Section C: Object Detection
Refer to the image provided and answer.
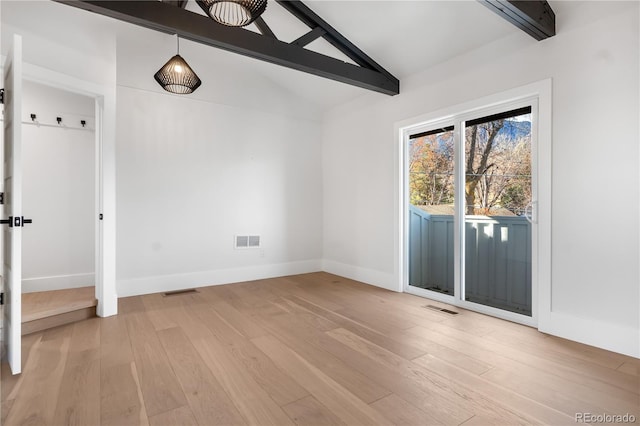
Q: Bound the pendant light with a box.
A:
[196,0,267,27]
[154,35,202,94]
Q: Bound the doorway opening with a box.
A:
[1,37,116,375]
[399,89,550,327]
[20,81,98,333]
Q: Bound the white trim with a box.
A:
[543,312,640,358]
[22,273,95,293]
[117,260,322,297]
[404,284,536,327]
[18,61,117,317]
[395,79,552,329]
[322,259,397,292]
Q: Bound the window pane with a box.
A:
[464,111,532,316]
[408,129,455,294]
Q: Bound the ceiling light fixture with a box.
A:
[196,0,267,27]
[154,35,202,94]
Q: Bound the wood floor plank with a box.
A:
[100,314,135,370]
[118,295,146,315]
[282,395,345,426]
[141,293,177,331]
[125,313,188,417]
[618,361,639,377]
[208,299,271,339]
[252,335,391,426]
[101,362,149,426]
[190,303,310,407]
[486,328,630,372]
[261,308,475,424]
[394,327,493,374]
[257,307,393,404]
[1,332,41,405]
[283,295,426,360]
[412,353,576,425]
[190,332,294,425]
[407,322,640,396]
[370,393,444,426]
[4,272,636,426]
[148,405,198,426]
[4,325,73,426]
[480,363,640,417]
[52,319,101,426]
[271,297,340,332]
[155,326,247,426]
[327,327,540,425]
[100,312,149,426]
[1,399,14,426]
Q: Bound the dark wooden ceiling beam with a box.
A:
[276,0,395,82]
[53,0,399,95]
[254,17,277,39]
[160,0,188,9]
[291,27,326,47]
[479,0,555,41]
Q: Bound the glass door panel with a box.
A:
[463,108,533,316]
[408,127,455,295]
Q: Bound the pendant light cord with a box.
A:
[176,34,180,55]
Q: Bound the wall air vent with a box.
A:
[235,235,261,249]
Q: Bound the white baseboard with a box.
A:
[539,312,639,359]
[116,259,323,297]
[22,273,95,293]
[321,259,398,292]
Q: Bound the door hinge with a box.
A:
[0,88,4,105]
[0,192,4,205]
[0,293,4,305]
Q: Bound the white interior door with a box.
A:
[3,34,23,375]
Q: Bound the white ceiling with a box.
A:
[2,0,542,118]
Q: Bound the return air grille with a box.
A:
[235,235,261,249]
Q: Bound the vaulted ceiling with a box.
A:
[2,1,563,119]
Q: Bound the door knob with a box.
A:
[0,216,33,227]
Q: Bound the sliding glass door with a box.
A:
[408,125,455,295]
[463,108,532,316]
[406,101,536,324]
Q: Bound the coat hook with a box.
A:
[81,120,86,128]
[30,113,36,121]
[56,117,62,125]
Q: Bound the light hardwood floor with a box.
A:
[2,272,638,425]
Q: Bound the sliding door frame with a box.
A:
[395,80,552,328]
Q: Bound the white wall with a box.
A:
[322,1,639,357]
[115,86,323,296]
[21,82,95,292]
[2,0,119,315]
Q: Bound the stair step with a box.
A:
[22,307,96,335]
[22,287,97,335]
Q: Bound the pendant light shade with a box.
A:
[196,0,267,27]
[154,37,202,94]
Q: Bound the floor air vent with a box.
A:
[163,289,198,297]
[424,304,459,315]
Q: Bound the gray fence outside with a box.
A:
[409,205,532,316]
